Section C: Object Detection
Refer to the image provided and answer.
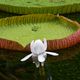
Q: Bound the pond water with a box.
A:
[0,43,80,80]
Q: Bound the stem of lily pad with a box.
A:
[39,65,46,80]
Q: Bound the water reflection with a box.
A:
[0,43,80,80]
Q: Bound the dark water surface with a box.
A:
[0,43,80,80]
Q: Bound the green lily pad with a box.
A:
[0,0,80,14]
[0,14,79,48]
[0,22,77,47]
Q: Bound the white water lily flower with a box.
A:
[21,39,59,68]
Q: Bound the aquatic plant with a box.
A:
[0,0,80,80]
[0,14,79,80]
[21,39,59,68]
[0,0,80,14]
[0,14,80,52]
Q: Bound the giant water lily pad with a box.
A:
[0,0,80,14]
[0,14,80,80]
[0,14,80,51]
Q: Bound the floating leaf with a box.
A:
[0,0,80,14]
[0,14,80,51]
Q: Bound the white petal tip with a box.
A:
[20,54,32,62]
[53,53,59,56]
[38,55,45,62]
[46,52,59,56]
[20,59,26,62]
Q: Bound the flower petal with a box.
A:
[34,40,45,54]
[46,52,59,56]
[30,40,35,53]
[38,54,45,62]
[43,38,47,50]
[20,53,32,61]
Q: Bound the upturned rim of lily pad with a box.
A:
[0,0,80,14]
[0,14,80,52]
